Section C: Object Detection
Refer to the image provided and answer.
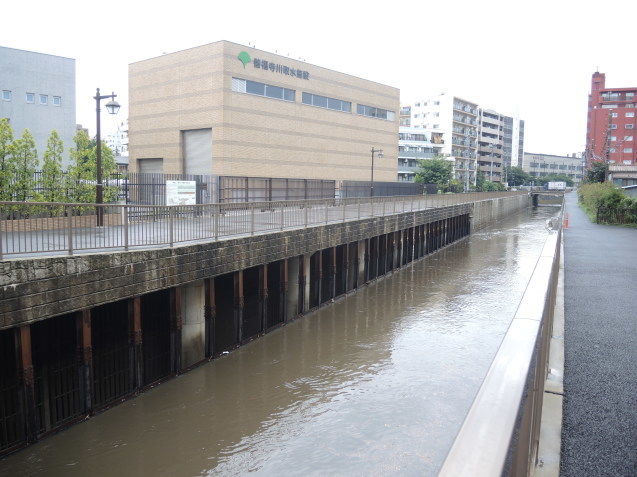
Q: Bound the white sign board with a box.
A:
[166,180,197,205]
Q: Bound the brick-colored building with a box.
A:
[128,41,399,181]
[586,72,637,167]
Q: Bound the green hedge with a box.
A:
[578,183,637,224]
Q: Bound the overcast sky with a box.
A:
[2,0,636,157]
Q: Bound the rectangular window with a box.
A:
[39,94,48,105]
[26,93,34,103]
[301,92,351,113]
[356,104,396,121]
[231,77,295,102]
[624,136,634,141]
[626,112,635,117]
[624,148,633,153]
[626,124,635,129]
[611,112,618,118]
[2,90,11,101]
[611,124,618,129]
[53,96,61,106]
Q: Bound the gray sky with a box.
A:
[2,0,636,156]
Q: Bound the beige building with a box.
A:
[128,41,399,182]
[522,152,584,186]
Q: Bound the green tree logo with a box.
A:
[238,51,251,68]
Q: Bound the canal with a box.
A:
[0,205,558,476]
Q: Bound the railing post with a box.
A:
[124,205,129,251]
[358,198,361,220]
[280,203,285,231]
[325,200,329,224]
[214,205,219,241]
[382,199,386,217]
[304,203,309,228]
[169,207,174,247]
[251,206,255,235]
[342,199,346,222]
[67,205,73,256]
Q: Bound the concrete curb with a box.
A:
[533,241,564,477]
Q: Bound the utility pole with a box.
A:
[605,109,613,182]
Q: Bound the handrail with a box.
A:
[0,192,527,259]
[438,201,563,476]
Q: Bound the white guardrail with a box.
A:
[439,204,563,476]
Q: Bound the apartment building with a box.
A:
[397,126,444,181]
[477,109,525,184]
[586,71,637,167]
[0,46,76,167]
[401,93,479,188]
[128,41,399,182]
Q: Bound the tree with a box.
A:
[475,170,486,191]
[41,130,66,205]
[11,129,38,202]
[0,119,15,201]
[506,166,531,187]
[414,156,453,190]
[68,130,118,203]
[584,161,607,184]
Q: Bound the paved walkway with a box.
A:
[561,192,637,476]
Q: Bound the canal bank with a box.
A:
[0,206,557,476]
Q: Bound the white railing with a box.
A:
[0,192,526,259]
[439,203,563,476]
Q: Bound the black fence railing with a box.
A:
[596,206,637,225]
[5,172,427,206]
[337,180,424,198]
[218,176,335,203]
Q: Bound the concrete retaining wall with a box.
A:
[0,197,528,330]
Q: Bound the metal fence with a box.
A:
[218,176,335,203]
[0,191,526,259]
[596,206,637,225]
[337,180,424,198]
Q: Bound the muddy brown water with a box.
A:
[0,206,559,476]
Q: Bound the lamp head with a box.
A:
[105,99,120,115]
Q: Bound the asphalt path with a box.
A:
[561,192,637,476]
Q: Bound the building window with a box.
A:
[2,90,11,101]
[611,112,618,118]
[39,94,48,105]
[626,124,635,129]
[231,77,295,102]
[611,124,618,129]
[610,148,616,153]
[624,148,633,153]
[26,93,34,103]
[356,104,396,121]
[301,92,351,112]
[53,96,62,106]
[626,112,635,118]
[624,136,634,141]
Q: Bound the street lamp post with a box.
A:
[370,147,383,197]
[94,88,120,226]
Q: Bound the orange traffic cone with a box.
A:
[564,213,569,229]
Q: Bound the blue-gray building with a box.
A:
[0,46,76,167]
